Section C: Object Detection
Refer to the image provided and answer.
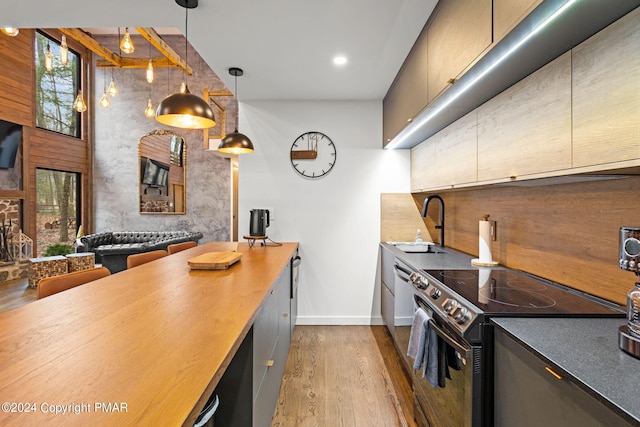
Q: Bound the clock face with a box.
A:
[290,131,336,179]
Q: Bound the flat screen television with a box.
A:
[142,157,170,187]
[0,119,22,169]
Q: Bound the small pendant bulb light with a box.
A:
[218,67,254,154]
[145,99,155,118]
[146,40,154,83]
[144,42,154,117]
[107,76,119,97]
[60,34,68,66]
[146,59,154,83]
[120,27,135,54]
[155,0,216,129]
[44,41,53,72]
[99,68,110,109]
[73,90,87,113]
[108,30,122,97]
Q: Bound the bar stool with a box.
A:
[38,267,111,299]
[126,250,168,269]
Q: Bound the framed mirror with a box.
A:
[138,129,186,214]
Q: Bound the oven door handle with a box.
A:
[393,263,412,283]
[414,295,472,358]
[429,320,473,359]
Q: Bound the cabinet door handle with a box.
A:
[545,366,563,380]
[266,360,274,367]
[283,313,289,317]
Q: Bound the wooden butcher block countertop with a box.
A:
[0,241,299,427]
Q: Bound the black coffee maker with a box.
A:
[249,209,270,236]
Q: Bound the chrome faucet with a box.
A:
[421,195,444,247]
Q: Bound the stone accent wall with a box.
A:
[0,261,29,282]
[0,199,21,236]
[92,35,233,243]
[0,199,24,281]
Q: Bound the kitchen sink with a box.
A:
[388,242,446,254]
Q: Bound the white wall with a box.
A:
[239,101,410,325]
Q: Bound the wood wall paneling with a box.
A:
[413,176,640,306]
[0,29,34,127]
[0,29,92,252]
[380,193,433,243]
[572,7,640,168]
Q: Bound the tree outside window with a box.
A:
[34,31,81,138]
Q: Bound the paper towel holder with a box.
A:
[472,214,499,267]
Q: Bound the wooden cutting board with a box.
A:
[188,251,243,270]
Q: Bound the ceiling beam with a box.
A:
[58,28,121,66]
[96,57,183,69]
[58,27,192,75]
[136,27,192,75]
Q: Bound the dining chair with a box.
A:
[126,250,168,269]
[37,267,111,299]
[167,241,197,254]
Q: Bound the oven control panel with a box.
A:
[410,271,479,335]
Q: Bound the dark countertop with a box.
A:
[492,317,640,425]
[380,242,485,271]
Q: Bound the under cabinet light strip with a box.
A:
[386,0,578,150]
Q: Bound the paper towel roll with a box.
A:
[479,219,493,263]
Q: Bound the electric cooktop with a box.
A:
[422,268,624,317]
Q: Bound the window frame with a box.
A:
[34,30,83,139]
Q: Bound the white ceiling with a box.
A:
[5,0,438,101]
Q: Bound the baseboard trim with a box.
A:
[296,315,384,326]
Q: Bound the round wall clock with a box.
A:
[290,131,336,179]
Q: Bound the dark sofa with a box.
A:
[80,231,203,273]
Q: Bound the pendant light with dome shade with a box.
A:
[217,67,254,154]
[155,0,216,130]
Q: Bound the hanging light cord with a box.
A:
[184,6,189,87]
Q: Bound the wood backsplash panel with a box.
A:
[381,193,433,243]
[414,177,640,305]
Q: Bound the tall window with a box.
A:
[36,169,80,257]
[34,31,81,138]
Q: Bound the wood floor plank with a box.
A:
[272,325,416,427]
[0,277,36,312]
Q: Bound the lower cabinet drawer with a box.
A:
[253,339,283,427]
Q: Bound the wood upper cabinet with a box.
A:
[383,29,429,147]
[427,0,492,103]
[572,7,640,169]
[493,0,542,43]
[433,111,477,188]
[411,133,436,192]
[411,110,477,191]
[477,52,572,182]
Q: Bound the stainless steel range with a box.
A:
[404,264,624,427]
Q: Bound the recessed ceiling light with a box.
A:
[333,56,347,66]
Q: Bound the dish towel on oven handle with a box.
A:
[436,332,464,387]
[408,308,463,388]
[407,307,430,370]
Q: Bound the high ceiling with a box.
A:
[5,0,438,101]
